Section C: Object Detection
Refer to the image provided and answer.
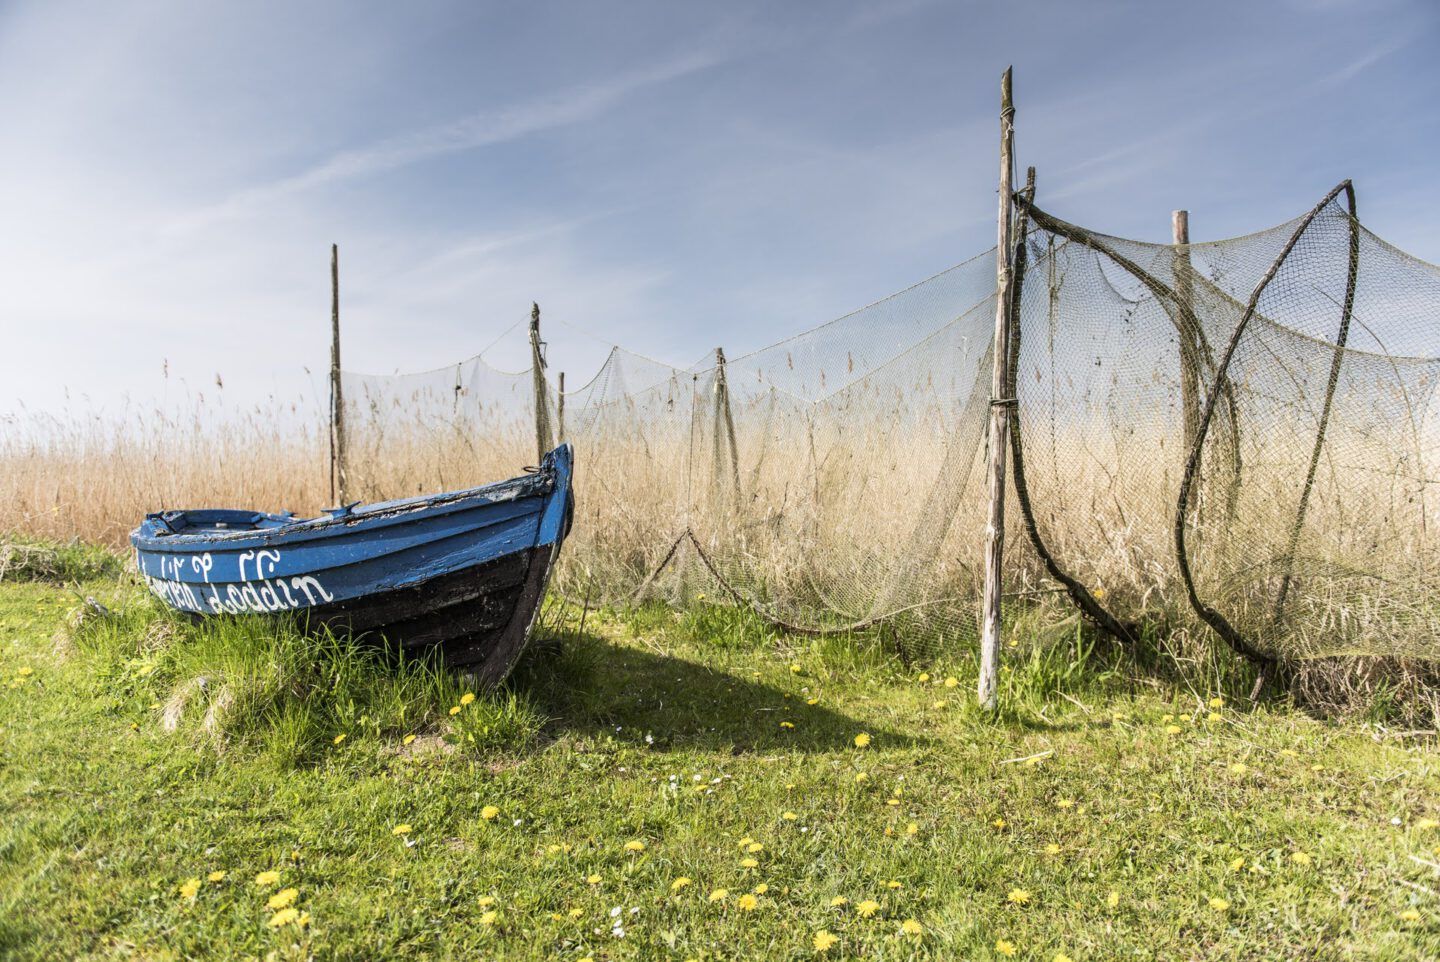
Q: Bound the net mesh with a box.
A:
[339,182,1440,664]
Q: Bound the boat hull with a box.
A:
[131,445,573,682]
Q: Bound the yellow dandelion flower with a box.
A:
[1228,763,1248,775]
[1208,896,1230,912]
[906,822,918,836]
[402,734,417,745]
[1045,843,1062,855]
[586,874,601,885]
[807,696,820,705]
[853,732,871,748]
[995,939,1018,957]
[1209,696,1225,708]
[813,929,839,953]
[254,870,281,887]
[791,664,802,674]
[855,772,869,783]
[1106,890,1119,908]
[886,880,902,890]
[754,883,769,894]
[918,673,930,683]
[179,878,201,900]
[481,805,500,820]
[782,811,798,821]
[746,842,764,853]
[1402,909,1422,922]
[332,733,346,745]
[569,907,584,918]
[448,705,462,716]
[480,909,499,926]
[1416,818,1440,831]
[266,888,298,910]
[1054,954,1074,962]
[709,888,728,902]
[1024,755,1044,767]
[1291,851,1313,866]
[932,700,948,709]
[207,871,226,883]
[738,893,758,911]
[780,721,796,729]
[993,818,1007,830]
[267,907,300,928]
[1007,888,1031,905]
[625,840,646,852]
[460,692,476,705]
[741,858,759,869]
[1056,798,1075,809]
[477,896,496,907]
[1165,724,1182,735]
[392,824,412,836]
[671,877,692,892]
[1229,856,1245,871]
[856,899,881,918]
[900,918,923,937]
[829,896,848,907]
[886,798,900,807]
[944,676,958,688]
[296,912,310,927]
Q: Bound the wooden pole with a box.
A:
[529,302,553,461]
[1173,210,1202,458]
[557,371,566,443]
[979,67,1016,712]
[330,243,348,505]
[711,348,741,505]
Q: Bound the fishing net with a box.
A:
[339,181,1440,665]
[341,354,554,500]
[1013,184,1440,662]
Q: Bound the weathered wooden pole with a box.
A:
[330,243,348,504]
[979,67,1016,711]
[712,347,741,504]
[557,371,566,443]
[529,302,554,461]
[1173,210,1202,457]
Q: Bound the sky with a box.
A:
[1,0,1437,422]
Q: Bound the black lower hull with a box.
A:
[300,543,555,684]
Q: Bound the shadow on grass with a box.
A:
[508,630,924,755]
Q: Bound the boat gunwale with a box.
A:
[131,472,553,551]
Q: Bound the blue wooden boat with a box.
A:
[131,444,574,684]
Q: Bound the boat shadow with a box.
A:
[508,632,925,755]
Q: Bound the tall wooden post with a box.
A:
[329,243,348,505]
[557,371,566,443]
[1173,210,1201,457]
[712,347,741,502]
[529,302,554,461]
[979,67,1016,711]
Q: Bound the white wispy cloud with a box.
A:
[165,47,729,234]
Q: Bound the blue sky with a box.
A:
[1,0,1436,419]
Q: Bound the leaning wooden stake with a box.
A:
[979,67,1016,711]
[329,243,348,504]
[529,303,554,461]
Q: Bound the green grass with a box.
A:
[3,575,1440,960]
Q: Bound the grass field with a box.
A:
[3,568,1440,961]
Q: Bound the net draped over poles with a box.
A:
[339,182,1440,665]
